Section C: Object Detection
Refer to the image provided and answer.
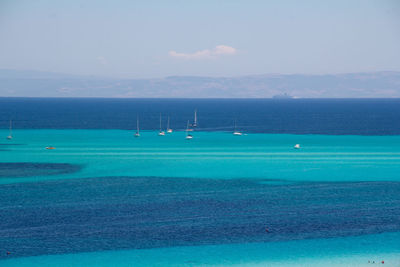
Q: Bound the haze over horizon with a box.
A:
[0,0,399,80]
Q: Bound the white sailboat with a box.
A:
[158,113,165,136]
[6,120,12,140]
[186,120,193,140]
[294,144,300,149]
[134,116,140,137]
[233,119,243,135]
[167,116,173,133]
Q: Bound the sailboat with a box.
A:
[158,113,165,136]
[233,119,243,135]
[167,116,173,133]
[186,120,193,140]
[134,116,140,137]
[6,120,12,140]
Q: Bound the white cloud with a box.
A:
[169,45,237,60]
[213,45,236,55]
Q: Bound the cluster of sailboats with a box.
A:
[4,114,301,148]
[4,110,245,141]
[134,110,197,140]
[130,110,301,147]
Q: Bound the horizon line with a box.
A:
[1,68,399,80]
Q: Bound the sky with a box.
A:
[0,0,399,79]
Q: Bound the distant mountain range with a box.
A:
[0,69,399,98]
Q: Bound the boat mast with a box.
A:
[9,120,12,137]
[194,109,197,127]
[136,116,139,134]
[159,113,162,132]
[167,116,170,130]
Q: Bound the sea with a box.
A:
[1,98,400,266]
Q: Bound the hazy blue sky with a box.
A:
[0,0,399,78]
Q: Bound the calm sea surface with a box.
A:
[1,98,400,266]
[1,98,400,134]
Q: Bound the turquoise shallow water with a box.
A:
[1,129,400,266]
[2,232,400,267]
[1,129,400,183]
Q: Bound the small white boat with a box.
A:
[134,116,140,137]
[186,120,193,140]
[167,116,173,133]
[158,113,165,136]
[294,144,300,149]
[233,119,242,135]
[6,120,12,140]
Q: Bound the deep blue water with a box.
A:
[1,98,400,134]
[2,98,400,262]
[1,177,400,259]
[0,163,81,178]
